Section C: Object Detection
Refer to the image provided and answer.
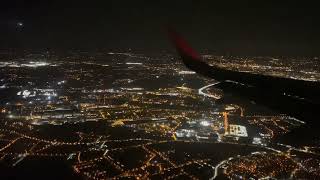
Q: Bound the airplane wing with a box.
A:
[168,28,320,144]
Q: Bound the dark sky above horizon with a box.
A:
[1,0,320,56]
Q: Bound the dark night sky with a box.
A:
[1,0,320,56]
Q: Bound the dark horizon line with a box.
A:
[0,47,319,59]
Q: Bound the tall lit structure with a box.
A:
[240,107,244,117]
[223,112,229,134]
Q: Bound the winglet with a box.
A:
[167,27,201,61]
[167,27,212,77]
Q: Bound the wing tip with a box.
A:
[167,27,201,60]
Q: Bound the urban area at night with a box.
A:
[2,1,320,179]
[0,50,319,179]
